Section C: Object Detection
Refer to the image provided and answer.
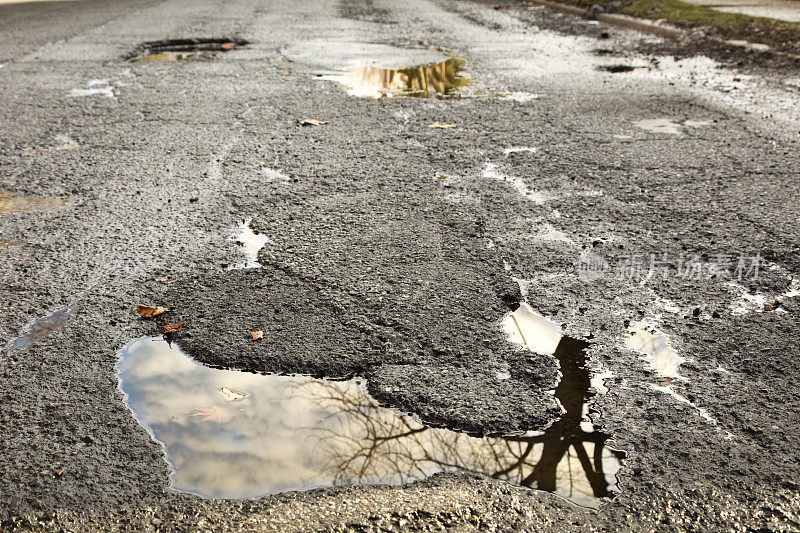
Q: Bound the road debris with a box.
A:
[135,305,169,318]
[296,118,329,126]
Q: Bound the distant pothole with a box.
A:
[128,38,247,62]
[597,64,637,73]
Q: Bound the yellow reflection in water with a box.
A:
[331,58,469,99]
[117,338,622,507]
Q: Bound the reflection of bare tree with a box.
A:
[292,337,624,506]
[354,58,467,98]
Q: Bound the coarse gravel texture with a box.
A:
[1,0,799,530]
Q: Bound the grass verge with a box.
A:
[538,0,800,51]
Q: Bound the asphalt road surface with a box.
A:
[1,0,800,530]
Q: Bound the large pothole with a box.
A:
[117,335,623,507]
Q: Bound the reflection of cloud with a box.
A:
[502,303,562,355]
[625,321,686,379]
[117,337,623,507]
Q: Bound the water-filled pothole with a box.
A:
[117,330,623,507]
[129,38,246,62]
[319,57,469,99]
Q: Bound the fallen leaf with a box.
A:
[251,330,263,341]
[428,122,456,129]
[763,298,779,312]
[219,386,247,401]
[732,77,741,82]
[162,322,184,334]
[135,305,169,318]
[297,118,329,126]
[190,406,227,423]
[221,42,234,51]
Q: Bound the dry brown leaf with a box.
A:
[135,305,169,318]
[161,322,184,334]
[428,122,456,129]
[221,42,234,51]
[251,330,263,341]
[296,118,329,126]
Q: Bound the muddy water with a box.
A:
[117,332,623,507]
[0,189,70,214]
[9,306,77,353]
[325,57,469,99]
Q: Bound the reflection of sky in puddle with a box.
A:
[227,218,271,270]
[118,333,623,507]
[624,321,686,379]
[624,321,715,423]
[0,189,71,214]
[322,58,469,99]
[8,306,77,353]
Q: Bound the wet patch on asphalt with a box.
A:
[7,306,77,354]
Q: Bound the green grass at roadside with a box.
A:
[552,0,800,49]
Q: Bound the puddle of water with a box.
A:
[322,57,469,99]
[500,303,624,504]
[8,306,77,353]
[482,163,546,204]
[624,321,686,380]
[227,218,272,270]
[624,321,716,423]
[117,337,623,507]
[0,189,71,215]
